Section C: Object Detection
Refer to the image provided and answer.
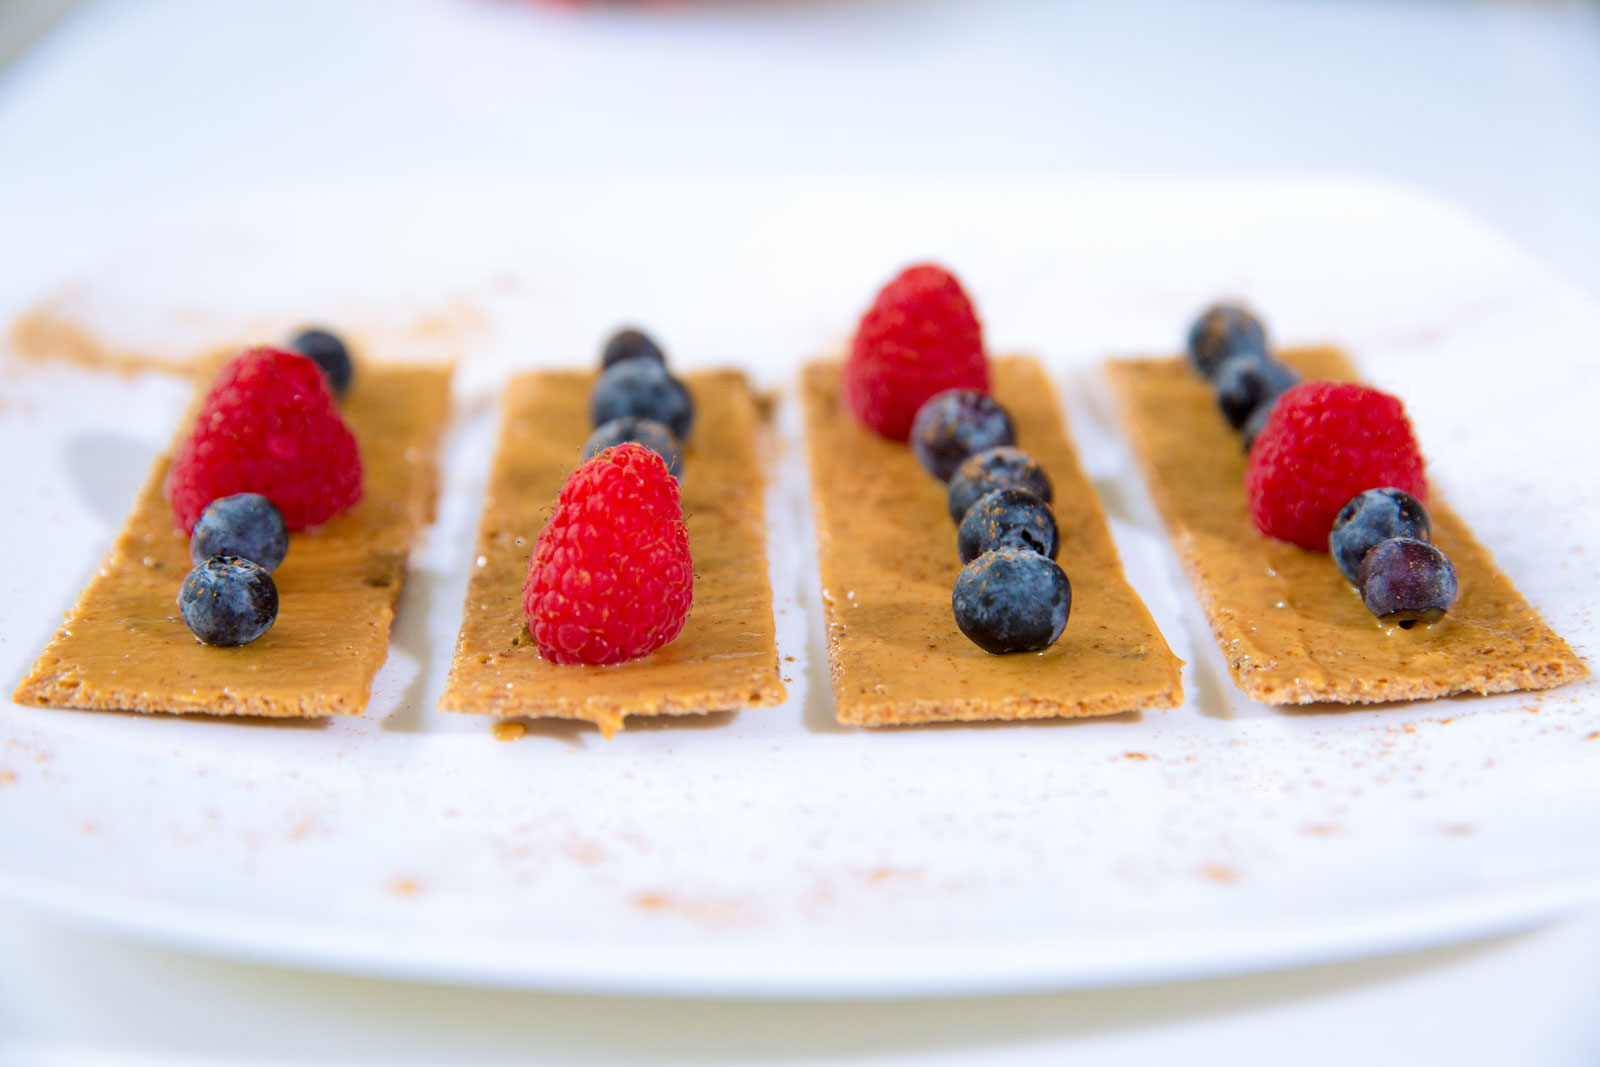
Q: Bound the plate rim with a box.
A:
[3,171,1597,999]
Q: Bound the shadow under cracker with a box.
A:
[624,710,740,733]
[896,708,1145,732]
[26,704,332,730]
[503,710,743,745]
[379,565,440,734]
[1188,643,1241,721]
[66,432,158,531]
[799,581,848,736]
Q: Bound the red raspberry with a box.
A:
[165,347,362,533]
[841,263,988,441]
[1246,381,1428,550]
[522,443,693,665]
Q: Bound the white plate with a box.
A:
[1,174,1596,998]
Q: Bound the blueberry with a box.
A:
[1187,302,1268,379]
[1329,488,1431,584]
[957,488,1059,564]
[591,359,695,441]
[1214,353,1299,430]
[178,556,279,646]
[190,493,289,572]
[952,547,1071,654]
[1358,537,1458,627]
[582,416,683,480]
[947,446,1053,523]
[910,389,1017,482]
[1241,396,1278,452]
[601,327,667,370]
[288,327,353,398]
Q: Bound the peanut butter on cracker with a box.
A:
[1106,346,1587,704]
[802,356,1183,726]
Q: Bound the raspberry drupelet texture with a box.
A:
[1245,381,1428,550]
[522,443,693,665]
[841,263,989,441]
[165,347,363,533]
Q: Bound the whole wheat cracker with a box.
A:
[438,368,785,737]
[801,355,1183,726]
[1105,347,1588,704]
[15,361,453,718]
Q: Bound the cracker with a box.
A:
[801,356,1183,726]
[439,369,785,736]
[1105,347,1588,704]
[15,363,453,718]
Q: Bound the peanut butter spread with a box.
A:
[14,363,453,717]
[438,369,785,737]
[802,356,1184,726]
[1106,347,1588,704]
[10,308,185,377]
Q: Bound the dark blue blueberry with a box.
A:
[910,389,1017,482]
[1214,353,1299,430]
[947,446,1053,523]
[590,359,695,441]
[952,547,1071,654]
[957,488,1059,564]
[1187,303,1268,379]
[1358,537,1458,627]
[1329,488,1432,584]
[178,556,279,647]
[601,327,667,370]
[582,416,683,480]
[190,493,289,572]
[1241,396,1279,452]
[288,327,353,398]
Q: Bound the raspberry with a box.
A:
[165,347,362,533]
[841,264,988,440]
[522,443,693,665]
[1245,381,1428,550]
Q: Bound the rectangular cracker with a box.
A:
[801,356,1184,726]
[14,362,453,718]
[439,368,785,736]
[1106,346,1588,704]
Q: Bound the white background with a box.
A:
[2,1,1600,1064]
